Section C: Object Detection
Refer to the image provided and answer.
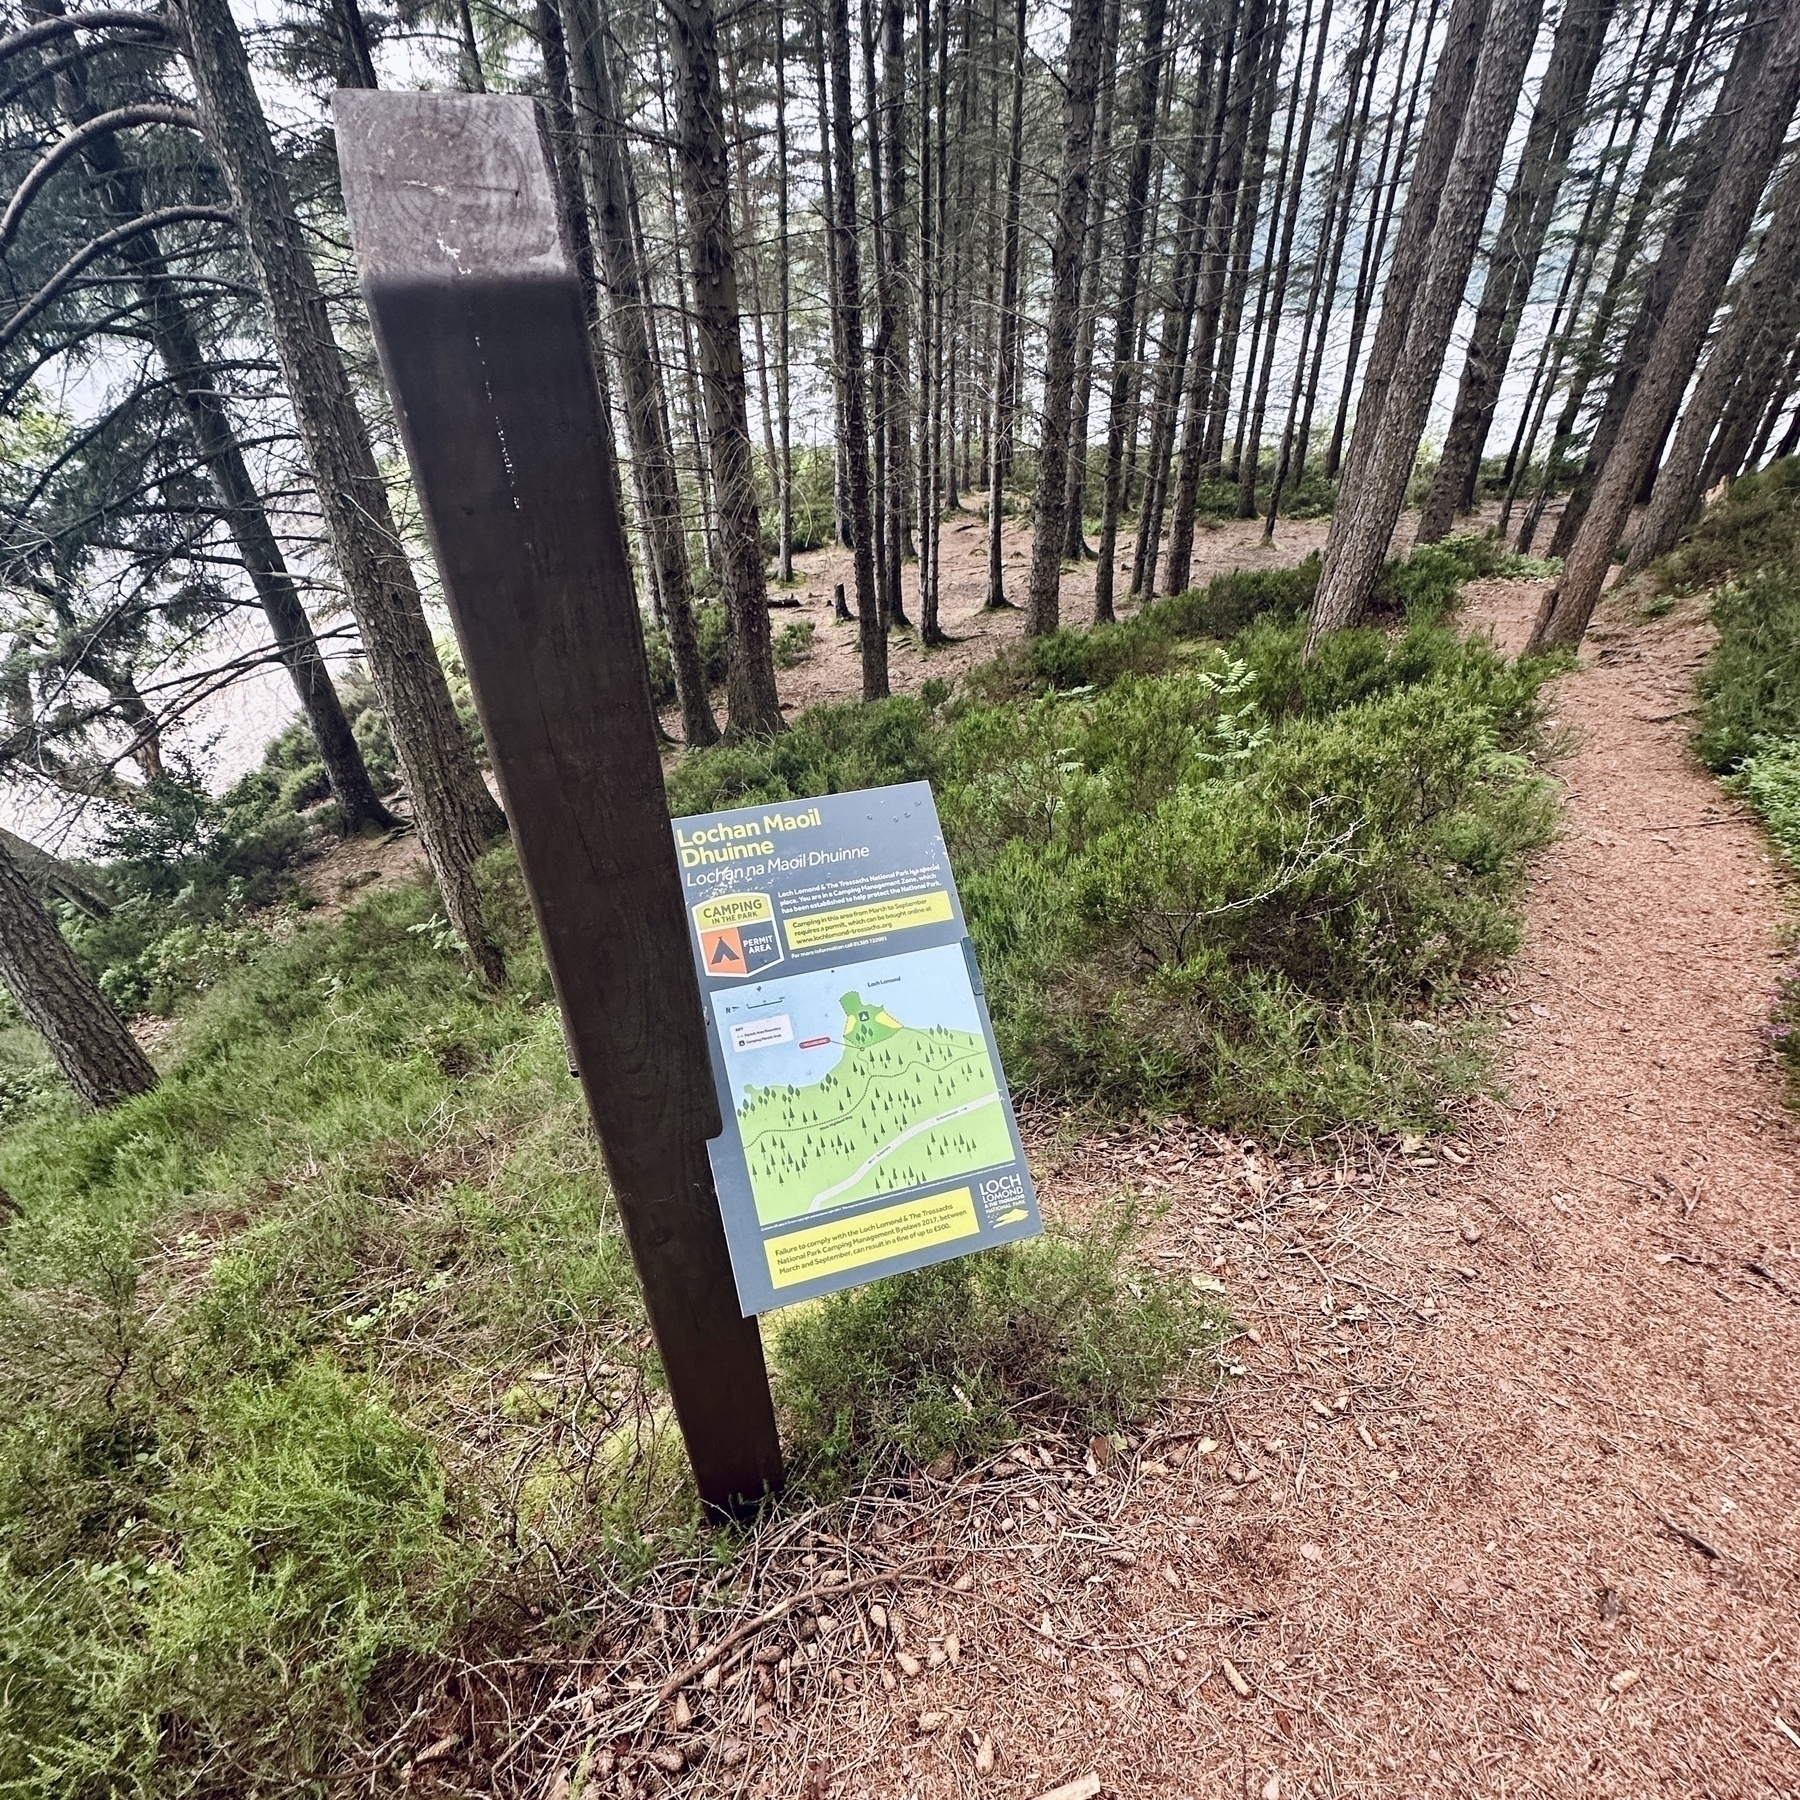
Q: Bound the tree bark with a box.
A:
[1713,315,1800,482]
[885,0,922,584]
[1236,0,1324,524]
[1331,0,1491,509]
[1629,161,1800,567]
[563,0,720,747]
[1288,0,1387,478]
[826,0,889,694]
[1529,0,1800,650]
[1307,0,1543,647]
[773,0,795,583]
[173,0,506,984]
[1264,0,1383,531]
[1509,0,1682,545]
[665,0,783,736]
[0,836,156,1111]
[1025,0,1108,637]
[1064,0,1125,560]
[1324,0,1440,478]
[1204,0,1283,474]
[30,5,392,834]
[1165,0,1265,585]
[1167,0,1262,575]
[1092,0,1169,621]
[1417,0,1615,542]
[1128,41,1227,597]
[1550,0,1758,557]
[984,0,1027,609]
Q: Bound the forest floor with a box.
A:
[755,510,1336,715]
[293,517,1799,1795]
[514,531,1798,1800]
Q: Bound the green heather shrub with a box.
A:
[0,1360,473,1792]
[1372,532,1511,623]
[772,1206,1226,1493]
[1695,568,1800,772]
[773,617,818,666]
[672,547,1559,1137]
[1729,738,1800,865]
[645,600,731,707]
[1655,455,1800,595]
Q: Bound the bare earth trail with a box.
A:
[603,558,1798,1800]
[307,520,1798,1795]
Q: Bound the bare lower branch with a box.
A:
[0,104,203,252]
[0,206,236,351]
[0,8,180,67]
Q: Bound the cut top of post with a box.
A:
[334,90,570,285]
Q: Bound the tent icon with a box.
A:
[702,926,745,969]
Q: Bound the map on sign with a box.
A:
[711,945,1019,1226]
[675,781,1041,1315]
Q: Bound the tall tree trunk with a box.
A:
[1630,162,1800,567]
[864,0,894,629]
[984,0,1027,609]
[1235,0,1325,525]
[724,38,782,548]
[814,19,854,552]
[1064,0,1125,560]
[882,0,920,575]
[1331,0,1492,511]
[774,0,795,583]
[1417,0,1616,542]
[563,0,720,746]
[653,37,720,574]
[826,0,889,693]
[1025,0,1109,636]
[0,837,156,1111]
[1550,0,1753,557]
[920,0,954,640]
[1529,0,1800,650]
[1288,0,1387,478]
[917,0,938,629]
[1324,0,1439,478]
[666,0,784,736]
[1510,0,1679,544]
[1205,0,1284,474]
[31,9,392,834]
[1092,0,1170,620]
[1167,0,1259,573]
[1712,314,1800,484]
[1118,48,1177,514]
[1498,101,1625,544]
[1167,0,1266,586]
[173,0,506,984]
[1265,0,1382,531]
[1229,0,1311,508]
[1129,39,1228,596]
[1307,0,1544,647]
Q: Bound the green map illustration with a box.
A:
[717,951,1012,1226]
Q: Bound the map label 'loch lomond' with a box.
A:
[675,781,1042,1314]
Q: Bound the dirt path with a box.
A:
[618,569,1799,1800]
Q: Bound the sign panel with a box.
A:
[676,782,1041,1314]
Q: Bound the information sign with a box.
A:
[677,782,1041,1313]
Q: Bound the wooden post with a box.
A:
[333,90,783,1515]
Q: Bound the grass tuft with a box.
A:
[770,1205,1227,1495]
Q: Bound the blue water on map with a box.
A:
[708,941,985,1111]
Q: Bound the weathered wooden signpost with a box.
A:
[333,91,783,1514]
